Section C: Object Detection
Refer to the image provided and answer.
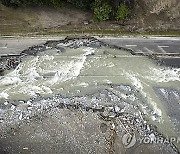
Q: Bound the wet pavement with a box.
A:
[0,36,180,154]
[98,37,180,54]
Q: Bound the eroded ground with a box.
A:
[0,37,179,154]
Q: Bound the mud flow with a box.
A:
[0,37,179,154]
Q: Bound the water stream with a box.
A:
[0,37,180,152]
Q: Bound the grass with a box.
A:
[1,3,180,37]
[1,28,180,37]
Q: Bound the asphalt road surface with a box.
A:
[98,36,180,54]
[100,36,180,67]
[0,36,180,55]
[0,36,65,55]
[1,36,179,67]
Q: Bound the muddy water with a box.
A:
[0,40,180,151]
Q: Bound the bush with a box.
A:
[0,0,65,7]
[0,0,22,7]
[93,0,112,21]
[47,0,65,7]
[66,0,94,10]
[116,4,129,20]
[0,0,131,21]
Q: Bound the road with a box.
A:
[0,36,180,55]
[0,36,65,55]
[0,36,180,67]
[98,36,180,54]
[99,36,180,67]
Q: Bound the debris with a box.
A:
[19,113,23,120]
[23,147,28,150]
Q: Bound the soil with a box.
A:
[0,2,180,35]
[0,4,90,34]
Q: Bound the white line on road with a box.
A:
[149,37,180,41]
[96,36,180,40]
[0,54,19,56]
[0,47,7,49]
[125,45,137,47]
[158,46,166,54]
[144,47,153,53]
[158,46,169,48]
[135,49,144,53]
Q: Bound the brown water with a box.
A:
[0,45,180,150]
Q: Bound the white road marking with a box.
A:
[125,45,137,47]
[150,37,180,41]
[158,46,169,48]
[135,49,144,53]
[97,36,180,41]
[0,47,7,49]
[0,54,18,56]
[158,46,166,53]
[144,47,153,53]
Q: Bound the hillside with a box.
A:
[0,0,180,35]
[131,0,180,31]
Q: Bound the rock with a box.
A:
[83,20,89,25]
[100,123,108,133]
[17,104,29,111]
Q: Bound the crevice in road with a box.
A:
[0,36,179,153]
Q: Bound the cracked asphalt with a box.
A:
[0,36,179,154]
[1,36,180,67]
[99,37,180,67]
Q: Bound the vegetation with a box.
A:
[66,0,94,10]
[93,0,112,21]
[116,4,129,20]
[0,0,65,7]
[0,0,130,21]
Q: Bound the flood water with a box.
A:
[0,37,180,153]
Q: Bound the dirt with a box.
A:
[0,4,90,34]
[0,36,180,154]
[0,1,180,35]
[130,0,180,31]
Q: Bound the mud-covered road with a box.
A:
[0,36,180,154]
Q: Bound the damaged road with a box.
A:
[0,36,180,154]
